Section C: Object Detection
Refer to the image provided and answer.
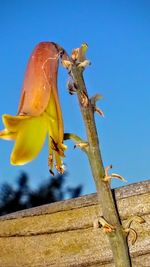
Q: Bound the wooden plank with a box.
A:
[0,180,149,267]
[1,179,149,220]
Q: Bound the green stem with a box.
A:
[70,66,131,267]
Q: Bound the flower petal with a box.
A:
[18,42,60,116]
[0,129,17,140]
[2,114,30,132]
[46,90,64,145]
[11,115,48,165]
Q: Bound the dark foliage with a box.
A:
[0,172,82,216]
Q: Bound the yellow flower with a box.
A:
[0,42,68,175]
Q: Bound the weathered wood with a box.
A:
[0,180,149,267]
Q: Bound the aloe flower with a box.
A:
[0,42,68,175]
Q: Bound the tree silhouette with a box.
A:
[0,172,82,216]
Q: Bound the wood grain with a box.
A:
[0,180,149,267]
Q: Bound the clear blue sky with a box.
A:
[0,0,150,195]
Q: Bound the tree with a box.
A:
[0,172,82,216]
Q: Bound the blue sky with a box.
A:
[0,0,150,195]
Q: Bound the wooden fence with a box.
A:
[0,180,149,267]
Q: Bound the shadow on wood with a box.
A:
[0,180,150,267]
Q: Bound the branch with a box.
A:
[66,45,131,267]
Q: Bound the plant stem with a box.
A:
[70,66,131,267]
